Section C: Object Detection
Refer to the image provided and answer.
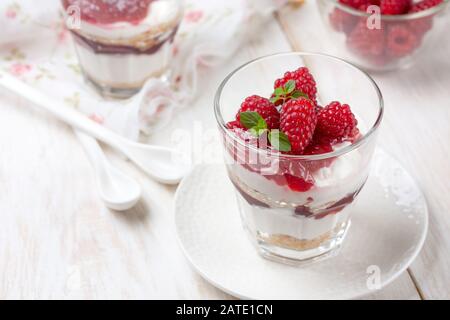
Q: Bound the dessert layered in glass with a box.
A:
[214,53,383,265]
[62,0,183,98]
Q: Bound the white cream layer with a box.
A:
[238,196,352,240]
[74,40,170,87]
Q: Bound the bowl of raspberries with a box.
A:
[317,0,449,71]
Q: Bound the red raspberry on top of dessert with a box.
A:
[236,95,280,130]
[273,67,318,107]
[280,98,317,154]
[316,101,358,143]
[226,67,359,193]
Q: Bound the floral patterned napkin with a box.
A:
[0,0,288,140]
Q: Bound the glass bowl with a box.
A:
[317,0,449,71]
[214,52,383,265]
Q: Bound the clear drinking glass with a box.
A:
[214,53,383,265]
[61,0,183,99]
[317,0,449,71]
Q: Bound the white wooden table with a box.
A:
[0,1,449,299]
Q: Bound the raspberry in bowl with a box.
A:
[214,53,383,265]
[62,0,183,98]
[317,0,449,71]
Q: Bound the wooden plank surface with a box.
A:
[0,1,445,299]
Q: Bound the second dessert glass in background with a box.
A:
[62,0,183,99]
[317,0,449,71]
[215,53,384,265]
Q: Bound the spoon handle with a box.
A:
[0,71,188,184]
[0,71,125,149]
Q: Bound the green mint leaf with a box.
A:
[249,127,267,137]
[268,130,291,152]
[270,96,278,104]
[255,116,267,131]
[274,87,284,96]
[239,111,267,130]
[284,80,296,94]
[291,90,309,99]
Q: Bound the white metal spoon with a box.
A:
[0,71,190,184]
[76,131,142,211]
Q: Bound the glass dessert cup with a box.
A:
[62,0,183,99]
[214,53,384,265]
[317,0,449,72]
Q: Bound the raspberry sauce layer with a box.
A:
[63,0,155,25]
[71,26,178,54]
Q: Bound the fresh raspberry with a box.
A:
[410,0,443,11]
[315,105,324,114]
[302,136,335,172]
[380,0,412,15]
[347,20,385,59]
[357,1,382,13]
[349,126,362,142]
[236,95,280,129]
[357,3,371,11]
[274,67,318,106]
[339,0,382,10]
[316,101,358,142]
[339,0,372,9]
[303,137,333,155]
[226,120,243,130]
[284,174,314,192]
[280,98,317,154]
[386,24,419,57]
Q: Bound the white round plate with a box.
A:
[174,150,428,300]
